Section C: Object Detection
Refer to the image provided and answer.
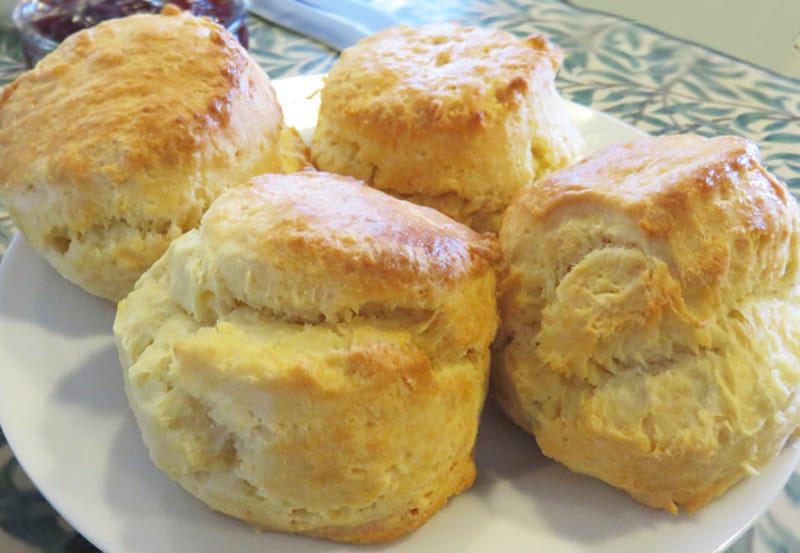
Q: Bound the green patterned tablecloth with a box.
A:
[0,1,798,552]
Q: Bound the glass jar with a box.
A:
[13,0,249,68]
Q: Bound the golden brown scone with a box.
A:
[114,171,501,543]
[311,23,583,233]
[494,134,800,514]
[0,8,308,301]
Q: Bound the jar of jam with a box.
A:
[13,0,249,67]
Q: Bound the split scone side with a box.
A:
[311,23,584,233]
[114,171,501,543]
[494,134,800,513]
[0,8,308,301]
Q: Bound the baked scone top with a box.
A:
[504,134,799,320]
[323,23,562,133]
[168,171,501,325]
[0,8,285,230]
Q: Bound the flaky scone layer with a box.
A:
[114,172,500,543]
[494,134,800,513]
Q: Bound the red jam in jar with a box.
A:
[14,0,248,67]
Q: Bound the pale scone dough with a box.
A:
[114,171,501,543]
[494,134,800,513]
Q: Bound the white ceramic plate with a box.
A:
[0,75,798,553]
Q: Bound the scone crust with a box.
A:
[495,134,800,513]
[510,134,798,316]
[317,24,561,134]
[115,172,500,542]
[0,9,308,300]
[311,23,583,232]
[178,171,500,324]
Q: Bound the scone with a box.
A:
[493,134,800,513]
[0,7,308,301]
[113,171,501,543]
[311,23,583,233]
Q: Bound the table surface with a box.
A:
[569,0,800,78]
[0,1,798,552]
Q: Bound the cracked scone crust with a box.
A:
[494,134,800,513]
[311,23,583,233]
[113,171,501,543]
[0,9,308,301]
